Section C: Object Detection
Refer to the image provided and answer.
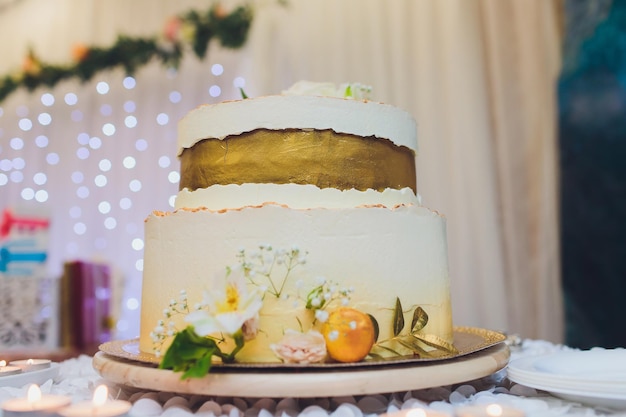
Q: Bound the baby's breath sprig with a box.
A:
[304,278,354,323]
[150,289,190,357]
[237,244,307,298]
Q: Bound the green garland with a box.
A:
[0,4,253,103]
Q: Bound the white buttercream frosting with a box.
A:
[178,95,417,155]
[175,185,419,210]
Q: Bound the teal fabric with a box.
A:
[559,0,626,349]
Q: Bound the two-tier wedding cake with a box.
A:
[138,82,454,368]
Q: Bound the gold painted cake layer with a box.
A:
[179,129,417,192]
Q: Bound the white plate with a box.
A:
[0,363,60,388]
[533,349,626,380]
[507,350,626,410]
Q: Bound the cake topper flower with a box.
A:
[282,81,372,100]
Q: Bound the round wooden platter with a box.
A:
[93,328,510,398]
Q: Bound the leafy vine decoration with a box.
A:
[0,3,254,103]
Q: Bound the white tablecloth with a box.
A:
[0,340,622,417]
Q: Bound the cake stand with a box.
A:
[93,327,510,398]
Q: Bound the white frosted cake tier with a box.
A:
[178,95,418,155]
[175,184,421,210]
[139,203,453,362]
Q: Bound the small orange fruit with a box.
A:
[322,307,375,363]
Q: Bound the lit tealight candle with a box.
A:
[455,404,525,417]
[0,360,22,377]
[8,359,52,373]
[57,385,131,417]
[1,384,72,417]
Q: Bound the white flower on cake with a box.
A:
[156,265,264,379]
[282,81,372,100]
[270,329,327,364]
[185,267,263,336]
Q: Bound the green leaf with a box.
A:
[159,326,222,379]
[305,285,325,309]
[239,87,248,99]
[392,297,405,336]
[182,352,214,379]
[411,306,429,333]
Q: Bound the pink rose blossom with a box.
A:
[270,330,327,364]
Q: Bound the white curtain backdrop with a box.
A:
[0,0,563,342]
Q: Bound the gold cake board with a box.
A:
[93,327,510,398]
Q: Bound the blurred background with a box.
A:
[0,0,622,355]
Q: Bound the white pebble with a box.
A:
[300,405,330,417]
[130,398,163,416]
[448,391,467,405]
[129,391,148,402]
[141,392,161,401]
[278,410,300,417]
[331,403,363,417]
[276,398,299,411]
[233,397,249,410]
[428,401,455,415]
[163,396,190,409]
[188,395,210,409]
[511,398,550,413]
[401,398,427,410]
[509,384,538,397]
[158,391,176,403]
[197,400,222,415]
[416,387,451,402]
[221,404,242,417]
[161,406,194,416]
[357,396,387,413]
[253,398,276,411]
[330,396,357,408]
[454,385,477,397]
[258,409,274,417]
[195,412,217,417]
[317,398,332,410]
[243,407,260,417]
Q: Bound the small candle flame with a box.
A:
[27,359,34,365]
[93,385,108,407]
[486,404,504,417]
[0,360,5,367]
[27,384,42,404]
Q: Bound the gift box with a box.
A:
[60,260,114,352]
